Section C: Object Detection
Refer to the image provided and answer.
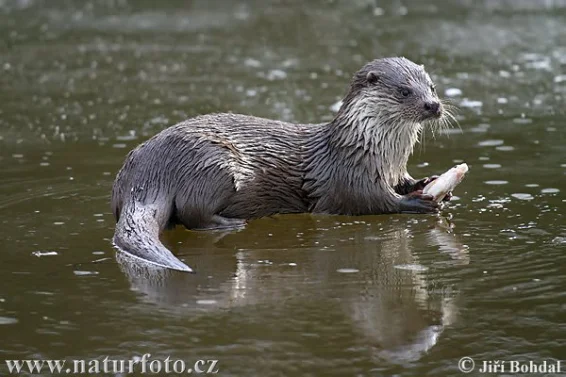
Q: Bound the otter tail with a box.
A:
[112,200,193,273]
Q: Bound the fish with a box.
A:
[423,163,469,202]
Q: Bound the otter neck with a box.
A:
[325,98,422,186]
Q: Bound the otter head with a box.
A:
[330,57,454,185]
[342,57,444,125]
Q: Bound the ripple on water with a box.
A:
[479,249,562,306]
[32,251,58,257]
[478,139,504,147]
[460,99,483,108]
[263,69,287,81]
[496,145,515,151]
[0,317,19,325]
[513,117,533,124]
[485,180,508,185]
[541,188,559,194]
[445,88,462,97]
[196,299,218,305]
[336,268,359,273]
[511,193,534,200]
[393,264,429,272]
[116,132,138,141]
[0,177,93,210]
[483,164,502,169]
[469,123,490,133]
[73,270,99,276]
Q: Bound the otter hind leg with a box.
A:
[173,170,243,231]
[193,215,247,231]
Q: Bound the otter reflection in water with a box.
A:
[116,218,468,364]
[111,57,457,272]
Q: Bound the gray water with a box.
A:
[1,0,565,376]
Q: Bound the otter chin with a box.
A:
[111,57,456,272]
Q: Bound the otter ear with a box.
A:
[366,70,380,84]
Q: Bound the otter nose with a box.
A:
[424,101,440,115]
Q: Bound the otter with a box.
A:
[111,57,454,273]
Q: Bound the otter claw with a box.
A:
[400,191,440,214]
[414,175,439,191]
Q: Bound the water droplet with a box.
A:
[373,7,384,16]
[73,271,99,276]
[470,123,490,133]
[445,88,462,97]
[483,164,501,169]
[541,188,559,194]
[0,317,18,325]
[32,251,58,257]
[460,99,483,108]
[511,193,534,200]
[266,69,287,81]
[336,268,359,273]
[478,139,504,147]
[513,117,532,124]
[196,299,218,305]
[330,100,342,112]
[243,58,261,68]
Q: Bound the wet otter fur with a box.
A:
[112,57,455,272]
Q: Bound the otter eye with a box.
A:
[400,88,411,97]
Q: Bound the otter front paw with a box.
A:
[399,191,440,214]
